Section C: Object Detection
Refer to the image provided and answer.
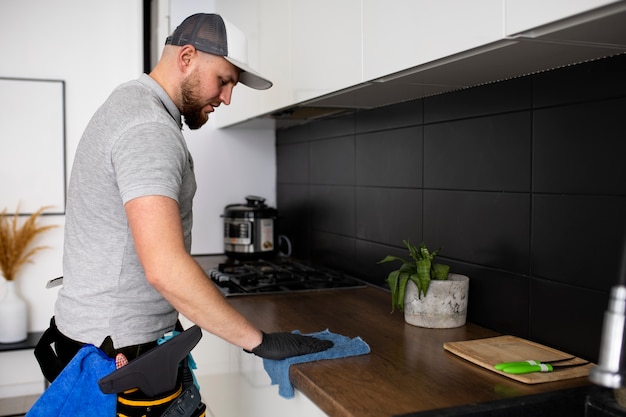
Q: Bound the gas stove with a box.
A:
[208,258,367,296]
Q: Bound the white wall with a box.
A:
[163,0,277,254]
[0,0,276,397]
[0,0,144,335]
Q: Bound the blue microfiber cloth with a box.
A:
[27,344,116,417]
[263,329,370,399]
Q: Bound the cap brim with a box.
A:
[225,57,273,90]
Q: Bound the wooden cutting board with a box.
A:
[443,335,594,384]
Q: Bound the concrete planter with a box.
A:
[403,273,469,329]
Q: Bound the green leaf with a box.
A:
[418,275,431,298]
[408,273,430,299]
[416,258,431,298]
[432,263,450,280]
[404,240,420,263]
[378,255,407,265]
[416,258,431,276]
[419,242,430,260]
[396,273,410,312]
[398,262,417,275]
[386,270,400,312]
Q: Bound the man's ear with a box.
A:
[178,45,196,73]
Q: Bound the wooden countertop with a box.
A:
[194,256,591,417]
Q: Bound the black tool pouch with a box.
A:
[161,384,205,417]
[34,317,72,383]
[99,325,205,417]
[115,359,206,417]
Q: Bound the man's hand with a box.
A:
[246,332,334,360]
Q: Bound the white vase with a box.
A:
[0,280,28,343]
[403,273,470,329]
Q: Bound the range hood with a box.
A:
[265,2,626,127]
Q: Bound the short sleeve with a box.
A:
[112,122,188,205]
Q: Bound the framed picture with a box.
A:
[0,77,66,215]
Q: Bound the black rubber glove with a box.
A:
[245,332,334,360]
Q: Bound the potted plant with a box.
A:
[0,205,57,343]
[378,240,469,329]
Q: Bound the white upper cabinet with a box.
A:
[362,0,504,82]
[215,0,363,128]
[214,0,626,127]
[213,0,291,127]
[504,0,623,35]
[290,0,362,104]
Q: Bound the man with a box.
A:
[37,13,331,416]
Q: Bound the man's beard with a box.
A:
[180,72,209,130]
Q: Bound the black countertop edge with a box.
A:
[0,332,43,352]
[394,385,625,417]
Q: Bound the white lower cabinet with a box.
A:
[197,371,328,417]
[192,329,327,417]
[0,349,45,399]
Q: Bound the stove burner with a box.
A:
[208,258,366,296]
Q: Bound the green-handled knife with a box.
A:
[494,358,589,374]
[494,357,574,371]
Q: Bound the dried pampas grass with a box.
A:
[0,205,58,281]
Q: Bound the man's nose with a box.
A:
[220,85,233,106]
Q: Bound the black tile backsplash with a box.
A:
[354,239,407,288]
[276,53,626,363]
[423,190,531,273]
[356,187,423,246]
[276,141,309,184]
[310,135,355,185]
[447,260,530,338]
[531,194,626,291]
[356,126,423,188]
[276,183,310,259]
[311,231,356,271]
[310,112,356,140]
[533,53,626,107]
[309,185,355,236]
[533,98,626,195]
[424,112,532,192]
[530,279,609,361]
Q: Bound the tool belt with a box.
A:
[114,376,206,417]
[116,382,206,417]
[35,318,206,417]
[34,317,158,383]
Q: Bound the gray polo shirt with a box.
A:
[56,74,197,348]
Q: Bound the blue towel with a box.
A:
[27,344,116,417]
[263,329,370,398]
